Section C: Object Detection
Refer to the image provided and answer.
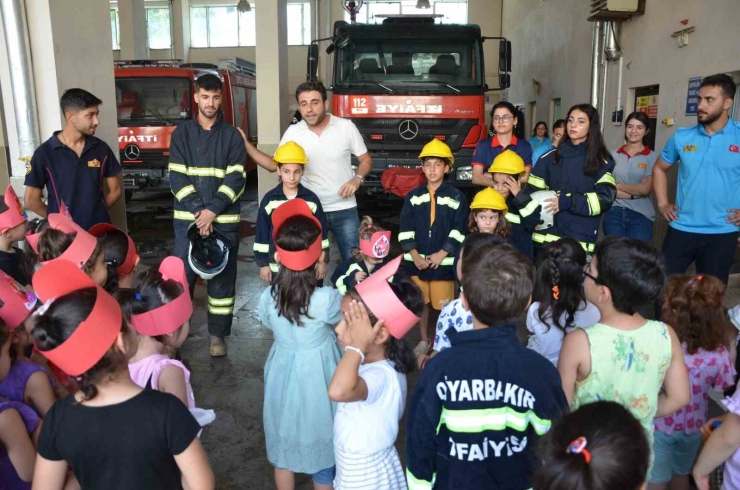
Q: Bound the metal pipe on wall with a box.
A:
[599,22,611,130]
[0,0,40,164]
[590,21,604,109]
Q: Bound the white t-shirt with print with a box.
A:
[526,301,601,366]
[333,359,406,455]
[433,298,473,352]
[279,115,368,213]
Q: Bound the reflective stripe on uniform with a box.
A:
[335,263,363,296]
[265,199,317,215]
[585,192,600,216]
[253,242,269,253]
[505,213,521,224]
[437,196,461,210]
[187,167,225,178]
[226,164,245,175]
[437,406,552,436]
[174,210,195,221]
[402,253,454,266]
[532,232,595,253]
[208,296,235,307]
[322,239,330,249]
[208,306,233,316]
[519,199,539,218]
[174,185,196,201]
[410,193,431,206]
[596,172,616,187]
[218,185,236,202]
[172,210,240,224]
[528,174,547,189]
[398,231,416,241]
[168,163,188,174]
[406,471,435,490]
[269,263,279,273]
[448,230,465,243]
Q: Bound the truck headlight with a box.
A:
[456,166,473,182]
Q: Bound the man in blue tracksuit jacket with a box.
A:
[406,242,568,490]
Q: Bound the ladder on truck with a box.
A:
[218,57,256,77]
[114,59,184,69]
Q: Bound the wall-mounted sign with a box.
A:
[686,77,701,116]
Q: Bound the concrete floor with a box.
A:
[125,180,740,490]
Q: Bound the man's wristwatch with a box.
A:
[354,174,365,185]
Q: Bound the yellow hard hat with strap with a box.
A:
[274,141,309,165]
[488,149,525,175]
[470,187,508,213]
[418,139,454,166]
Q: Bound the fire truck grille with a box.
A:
[351,118,461,130]
[120,150,169,167]
[350,118,478,152]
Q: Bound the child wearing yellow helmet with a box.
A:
[254,141,330,283]
[399,139,468,366]
[468,188,510,238]
[487,150,542,259]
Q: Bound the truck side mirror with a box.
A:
[499,74,510,90]
[307,44,319,82]
[499,40,512,73]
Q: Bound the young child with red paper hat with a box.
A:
[328,257,422,489]
[258,198,342,490]
[330,216,401,296]
[0,271,56,418]
[89,223,140,292]
[29,261,214,490]
[0,186,34,286]
[0,319,42,490]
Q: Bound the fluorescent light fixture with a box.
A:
[416,0,431,8]
[237,0,251,13]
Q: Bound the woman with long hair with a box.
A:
[528,121,552,152]
[603,111,658,242]
[526,104,617,254]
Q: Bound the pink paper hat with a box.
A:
[360,231,391,259]
[38,214,98,269]
[0,185,27,233]
[26,203,72,253]
[131,257,193,337]
[89,223,139,277]
[355,256,420,339]
[0,271,38,329]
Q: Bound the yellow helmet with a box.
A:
[418,139,454,166]
[470,188,508,213]
[488,150,525,175]
[273,141,309,165]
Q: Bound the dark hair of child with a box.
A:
[346,277,423,375]
[97,230,131,292]
[534,238,588,335]
[0,198,36,284]
[37,229,104,277]
[467,208,510,237]
[0,318,8,350]
[533,400,649,490]
[462,242,533,326]
[461,232,505,258]
[271,215,321,326]
[421,155,451,169]
[593,235,665,315]
[662,274,733,355]
[32,288,129,401]
[113,268,185,343]
[351,216,387,262]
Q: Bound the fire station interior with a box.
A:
[0,0,738,487]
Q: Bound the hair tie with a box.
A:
[688,275,704,286]
[566,437,591,463]
[552,285,560,300]
[697,275,703,281]
[134,293,141,301]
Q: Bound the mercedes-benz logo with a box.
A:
[123,144,140,160]
[398,119,419,141]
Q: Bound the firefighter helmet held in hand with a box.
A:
[187,223,232,280]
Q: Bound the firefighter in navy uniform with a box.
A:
[526,104,617,254]
[168,74,247,357]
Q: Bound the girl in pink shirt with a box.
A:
[650,274,736,489]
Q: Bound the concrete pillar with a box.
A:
[171,0,190,62]
[118,0,148,60]
[0,0,126,228]
[255,0,289,200]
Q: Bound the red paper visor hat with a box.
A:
[36,213,98,269]
[0,271,38,330]
[26,203,73,254]
[32,260,123,377]
[131,257,193,337]
[89,223,139,277]
[355,256,420,339]
[0,185,27,234]
[360,231,391,259]
[271,199,323,271]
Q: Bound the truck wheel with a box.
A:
[124,190,133,203]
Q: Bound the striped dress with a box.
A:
[333,360,407,490]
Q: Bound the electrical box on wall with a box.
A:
[612,109,624,125]
[588,0,645,21]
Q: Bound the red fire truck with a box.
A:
[308,16,511,197]
[114,57,258,200]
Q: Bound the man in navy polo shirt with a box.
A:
[653,74,740,284]
[24,89,122,231]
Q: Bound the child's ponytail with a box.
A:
[534,238,588,335]
[37,229,103,277]
[533,401,649,490]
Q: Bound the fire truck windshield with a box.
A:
[334,40,483,95]
[115,77,192,127]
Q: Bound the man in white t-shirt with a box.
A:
[244,81,373,262]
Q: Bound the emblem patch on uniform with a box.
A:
[730,145,739,153]
[87,159,101,168]
[25,163,32,175]
[638,163,648,170]
[683,145,698,152]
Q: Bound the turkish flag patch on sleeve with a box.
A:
[730,145,739,153]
